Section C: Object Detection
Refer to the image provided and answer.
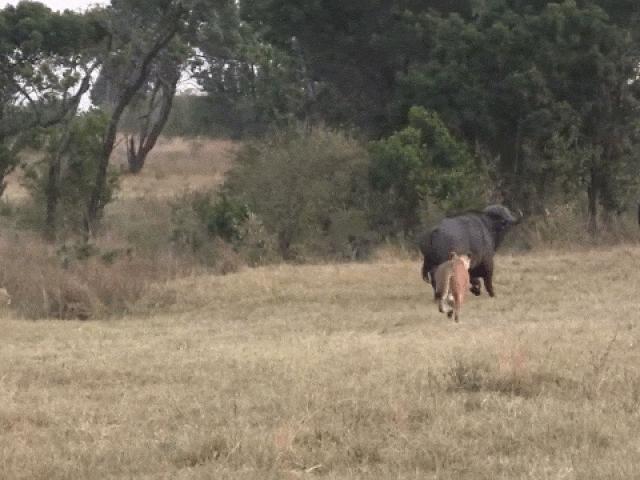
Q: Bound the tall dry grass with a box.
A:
[0,246,640,478]
[0,234,196,319]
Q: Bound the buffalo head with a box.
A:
[483,204,519,246]
[483,204,518,223]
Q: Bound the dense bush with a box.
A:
[169,191,254,269]
[171,192,248,246]
[171,192,245,247]
[223,127,376,260]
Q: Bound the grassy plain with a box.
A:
[111,136,236,200]
[1,246,640,479]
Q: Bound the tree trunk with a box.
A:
[44,131,72,241]
[126,135,145,174]
[587,167,598,235]
[44,162,60,241]
[84,19,182,238]
[126,68,179,174]
[278,232,292,259]
[84,100,125,239]
[45,70,94,241]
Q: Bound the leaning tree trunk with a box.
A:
[126,66,179,174]
[84,19,182,239]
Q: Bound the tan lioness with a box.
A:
[434,252,471,322]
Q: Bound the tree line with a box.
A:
[2,0,640,243]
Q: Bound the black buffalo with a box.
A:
[419,205,518,297]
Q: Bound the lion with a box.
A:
[434,252,471,322]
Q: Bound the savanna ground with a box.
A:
[3,245,640,478]
[1,138,640,479]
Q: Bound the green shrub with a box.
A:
[170,192,248,249]
[369,106,488,236]
[223,126,375,260]
[169,191,252,269]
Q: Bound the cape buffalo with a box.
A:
[419,205,518,298]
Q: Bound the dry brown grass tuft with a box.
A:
[1,246,640,477]
[0,234,194,319]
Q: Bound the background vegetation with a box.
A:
[1,246,640,478]
[1,0,640,319]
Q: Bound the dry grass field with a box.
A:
[111,137,236,200]
[2,245,640,479]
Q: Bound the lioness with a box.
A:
[434,252,471,322]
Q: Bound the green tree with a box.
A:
[0,1,104,196]
[84,0,238,236]
[370,106,487,235]
[238,0,437,135]
[537,1,640,231]
[196,21,306,138]
[395,1,640,229]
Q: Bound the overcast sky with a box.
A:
[0,0,106,12]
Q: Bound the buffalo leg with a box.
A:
[469,265,485,296]
[483,260,495,297]
[422,257,439,299]
[429,268,438,299]
[470,277,482,296]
